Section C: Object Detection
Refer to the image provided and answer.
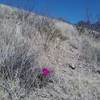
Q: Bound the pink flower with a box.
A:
[41,67,50,76]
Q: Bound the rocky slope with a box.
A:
[0,4,100,100]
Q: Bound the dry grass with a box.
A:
[0,4,100,100]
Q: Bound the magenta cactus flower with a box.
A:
[32,67,54,77]
[41,67,50,76]
[31,66,54,88]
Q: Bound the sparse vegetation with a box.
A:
[76,20,100,39]
[0,4,100,100]
[0,43,55,99]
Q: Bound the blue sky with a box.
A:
[0,0,100,23]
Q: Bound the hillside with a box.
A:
[0,4,100,100]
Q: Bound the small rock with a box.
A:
[68,64,76,69]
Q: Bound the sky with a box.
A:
[0,0,100,23]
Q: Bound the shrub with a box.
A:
[0,44,36,93]
[37,17,67,51]
[76,24,85,34]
